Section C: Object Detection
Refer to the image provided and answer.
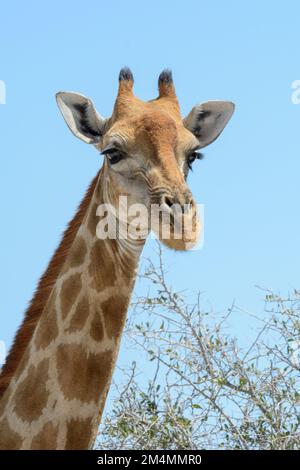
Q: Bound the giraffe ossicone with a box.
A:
[0,68,234,449]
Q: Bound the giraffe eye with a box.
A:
[103,149,126,165]
[187,150,204,170]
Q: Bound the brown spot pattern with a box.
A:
[13,358,49,422]
[87,202,99,236]
[11,348,31,387]
[101,294,128,339]
[88,240,116,291]
[0,173,99,401]
[90,311,104,342]
[68,295,90,333]
[30,422,58,449]
[56,344,113,403]
[0,418,23,449]
[69,236,87,268]
[60,273,82,320]
[65,416,94,449]
[35,293,58,349]
[0,393,6,418]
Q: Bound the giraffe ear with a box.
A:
[183,101,235,148]
[56,92,107,144]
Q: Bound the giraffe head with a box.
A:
[56,68,234,250]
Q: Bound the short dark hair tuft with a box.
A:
[158,69,173,84]
[119,67,134,82]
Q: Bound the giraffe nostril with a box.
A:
[161,193,194,212]
[164,196,173,208]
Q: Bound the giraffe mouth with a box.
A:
[150,203,201,251]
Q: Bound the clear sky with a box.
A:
[0,1,299,372]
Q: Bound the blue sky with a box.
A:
[0,1,299,374]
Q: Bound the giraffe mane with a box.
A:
[0,172,100,399]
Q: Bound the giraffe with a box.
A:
[0,68,234,449]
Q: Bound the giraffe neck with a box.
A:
[0,168,145,449]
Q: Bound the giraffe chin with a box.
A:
[155,216,201,251]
